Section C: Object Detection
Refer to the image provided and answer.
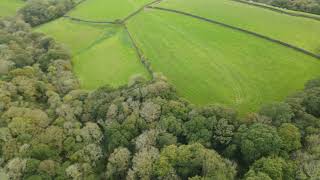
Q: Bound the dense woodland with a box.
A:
[0,1,320,180]
[248,0,320,15]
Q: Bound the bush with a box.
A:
[19,0,75,26]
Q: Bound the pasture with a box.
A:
[0,0,24,17]
[33,0,320,113]
[127,9,320,113]
[158,0,320,54]
[36,18,150,89]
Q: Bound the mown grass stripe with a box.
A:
[148,6,320,59]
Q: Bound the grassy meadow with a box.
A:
[29,0,320,113]
[127,9,320,113]
[36,18,150,89]
[0,0,24,17]
[158,0,320,54]
[67,0,153,21]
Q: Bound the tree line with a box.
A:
[246,0,320,15]
[0,2,320,180]
[18,0,76,26]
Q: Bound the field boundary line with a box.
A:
[232,0,320,21]
[148,6,320,59]
[74,0,87,8]
[63,15,117,24]
[68,0,89,14]
[123,25,154,78]
[121,0,163,23]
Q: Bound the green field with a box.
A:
[127,9,320,113]
[68,0,153,21]
[36,18,150,89]
[158,0,320,54]
[0,0,24,17]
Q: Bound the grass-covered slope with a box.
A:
[0,0,24,17]
[67,0,153,21]
[36,18,150,89]
[127,10,320,113]
[158,0,320,54]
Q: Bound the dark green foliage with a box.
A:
[244,171,272,180]
[237,123,282,163]
[153,143,236,179]
[104,122,135,153]
[0,18,79,94]
[212,117,236,148]
[158,115,184,137]
[184,115,214,147]
[161,100,190,120]
[156,132,177,148]
[29,144,59,160]
[259,102,294,126]
[294,133,320,179]
[25,159,41,176]
[278,123,301,152]
[19,0,75,26]
[8,47,34,68]
[305,77,320,89]
[183,105,237,150]
[301,87,320,117]
[245,156,296,180]
[286,98,320,136]
[105,147,131,179]
[25,175,43,180]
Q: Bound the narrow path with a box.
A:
[124,25,154,78]
[232,0,320,21]
[148,6,320,59]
